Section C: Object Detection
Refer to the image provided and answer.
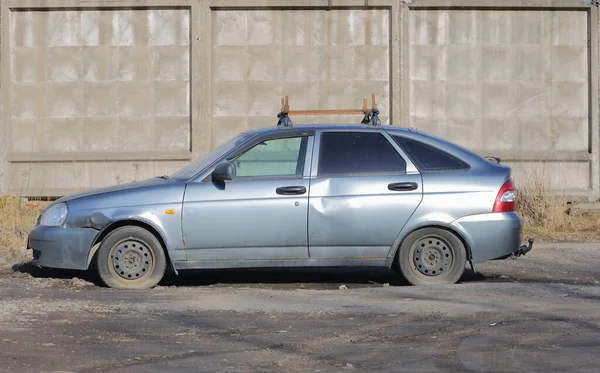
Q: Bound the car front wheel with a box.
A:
[96,226,167,289]
[396,228,466,286]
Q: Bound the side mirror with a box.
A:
[212,161,234,182]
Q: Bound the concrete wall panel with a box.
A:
[406,5,596,197]
[210,8,391,148]
[4,7,192,195]
[409,9,590,155]
[9,8,191,156]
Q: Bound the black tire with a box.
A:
[96,226,167,290]
[396,228,466,286]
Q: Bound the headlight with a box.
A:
[40,203,68,227]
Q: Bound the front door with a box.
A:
[308,130,423,260]
[182,134,313,261]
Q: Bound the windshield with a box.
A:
[169,133,253,180]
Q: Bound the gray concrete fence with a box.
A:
[0,0,598,200]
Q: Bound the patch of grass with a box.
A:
[0,197,44,262]
[522,211,600,242]
[517,173,600,242]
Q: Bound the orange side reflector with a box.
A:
[165,209,176,215]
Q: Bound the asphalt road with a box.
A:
[0,245,599,373]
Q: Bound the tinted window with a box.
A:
[233,137,307,178]
[392,136,470,172]
[318,132,406,176]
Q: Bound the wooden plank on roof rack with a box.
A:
[279,95,378,116]
[287,109,367,115]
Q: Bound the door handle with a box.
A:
[388,182,418,191]
[276,186,307,195]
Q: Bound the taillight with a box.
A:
[493,179,516,212]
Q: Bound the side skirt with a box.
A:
[173,258,393,270]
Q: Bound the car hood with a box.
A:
[55,177,174,204]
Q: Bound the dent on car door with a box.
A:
[182,134,313,261]
[308,131,423,260]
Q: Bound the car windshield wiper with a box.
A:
[157,175,169,180]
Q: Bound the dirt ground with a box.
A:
[0,244,599,373]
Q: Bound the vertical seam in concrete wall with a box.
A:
[400,4,410,128]
[591,5,600,200]
[192,0,207,157]
[476,10,483,153]
[188,3,194,153]
[548,8,555,173]
[0,0,8,195]
[0,0,3,195]
[203,0,213,153]
[389,2,400,125]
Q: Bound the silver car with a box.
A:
[27,121,533,289]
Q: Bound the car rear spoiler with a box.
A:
[485,156,502,164]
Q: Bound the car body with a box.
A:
[27,123,530,289]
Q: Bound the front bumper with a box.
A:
[27,225,99,270]
[450,212,527,264]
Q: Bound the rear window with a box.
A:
[392,136,470,172]
[319,132,406,176]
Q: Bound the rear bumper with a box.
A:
[27,225,98,270]
[450,212,524,264]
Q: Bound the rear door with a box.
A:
[308,129,423,260]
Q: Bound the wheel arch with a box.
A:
[390,224,473,269]
[87,219,177,274]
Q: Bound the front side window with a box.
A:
[170,133,253,180]
[392,136,470,172]
[232,137,307,178]
[318,132,406,176]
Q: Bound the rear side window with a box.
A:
[392,136,470,172]
[318,132,406,176]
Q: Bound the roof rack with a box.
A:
[276,94,381,128]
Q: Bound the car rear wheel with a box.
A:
[96,226,167,289]
[396,228,466,286]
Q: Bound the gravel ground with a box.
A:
[0,245,599,373]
